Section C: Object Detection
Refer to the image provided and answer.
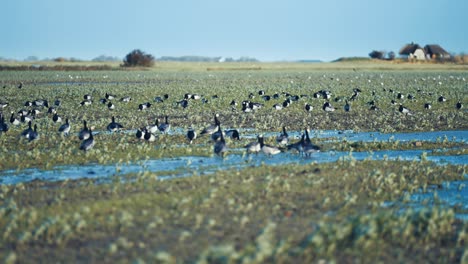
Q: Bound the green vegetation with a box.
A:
[0,62,467,262]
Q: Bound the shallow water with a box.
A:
[0,148,465,185]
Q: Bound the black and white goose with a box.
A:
[225,129,240,140]
[144,128,157,142]
[303,129,320,156]
[201,114,220,135]
[79,120,91,140]
[258,135,281,156]
[107,102,115,110]
[438,95,446,102]
[245,137,261,154]
[107,116,123,132]
[52,113,62,123]
[58,118,71,136]
[33,99,48,108]
[187,127,197,144]
[136,128,146,140]
[80,128,95,151]
[322,102,335,112]
[0,113,9,134]
[21,121,34,138]
[120,96,131,103]
[399,104,412,115]
[287,133,305,154]
[276,126,289,146]
[47,106,57,114]
[344,101,350,112]
[273,104,283,110]
[213,126,227,156]
[10,112,20,126]
[456,101,463,110]
[105,92,115,100]
[158,116,171,134]
[28,124,39,141]
[20,111,34,123]
[304,103,313,112]
[424,102,432,110]
[80,100,92,106]
[0,101,8,109]
[138,102,151,111]
[83,94,92,101]
[147,119,159,134]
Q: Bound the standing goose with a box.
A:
[245,136,261,154]
[10,112,20,126]
[21,121,34,139]
[187,126,197,144]
[80,128,95,151]
[456,100,463,110]
[344,101,350,112]
[107,116,123,132]
[28,124,39,142]
[79,120,91,140]
[201,114,220,135]
[258,135,281,156]
[58,118,71,136]
[0,113,9,134]
[303,129,320,156]
[213,126,227,156]
[276,126,289,146]
[158,116,171,134]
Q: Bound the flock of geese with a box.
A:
[0,84,464,157]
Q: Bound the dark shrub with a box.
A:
[369,50,386,60]
[122,49,155,67]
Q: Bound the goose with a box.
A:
[258,90,265,95]
[20,112,34,123]
[273,93,280,99]
[225,129,240,140]
[10,113,20,125]
[191,94,201,100]
[105,92,115,100]
[79,120,91,140]
[47,106,57,114]
[399,104,412,115]
[211,128,225,142]
[136,128,146,140]
[424,103,432,110]
[0,101,8,109]
[438,95,446,102]
[28,124,39,141]
[154,96,164,103]
[456,101,463,110]
[276,126,289,145]
[54,99,61,106]
[213,126,227,156]
[83,94,92,100]
[303,129,320,156]
[107,116,123,132]
[107,102,115,110]
[187,127,197,144]
[80,128,95,151]
[201,114,220,135]
[52,113,62,123]
[304,103,313,112]
[0,114,9,134]
[158,116,170,133]
[24,101,33,107]
[138,102,151,111]
[177,99,189,109]
[322,102,335,112]
[258,135,281,156]
[21,121,34,138]
[120,96,132,102]
[144,128,157,142]
[147,119,159,134]
[344,101,350,112]
[58,118,71,135]
[273,104,283,110]
[245,137,261,154]
[33,99,48,107]
[230,100,237,106]
[282,99,291,108]
[80,100,92,106]
[287,133,305,154]
[99,98,107,104]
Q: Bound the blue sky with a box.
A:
[1,0,467,62]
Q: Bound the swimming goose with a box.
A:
[58,118,71,135]
[303,129,320,156]
[187,127,197,144]
[258,135,281,156]
[287,133,305,154]
[276,126,289,146]
[80,128,95,151]
[107,116,123,132]
[79,120,91,140]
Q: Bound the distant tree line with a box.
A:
[369,50,395,60]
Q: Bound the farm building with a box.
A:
[399,43,425,60]
[399,43,451,60]
[424,44,451,59]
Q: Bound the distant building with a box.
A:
[424,44,451,59]
[399,42,451,60]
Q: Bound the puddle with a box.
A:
[0,149,466,185]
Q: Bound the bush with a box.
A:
[122,49,155,67]
[369,50,386,60]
